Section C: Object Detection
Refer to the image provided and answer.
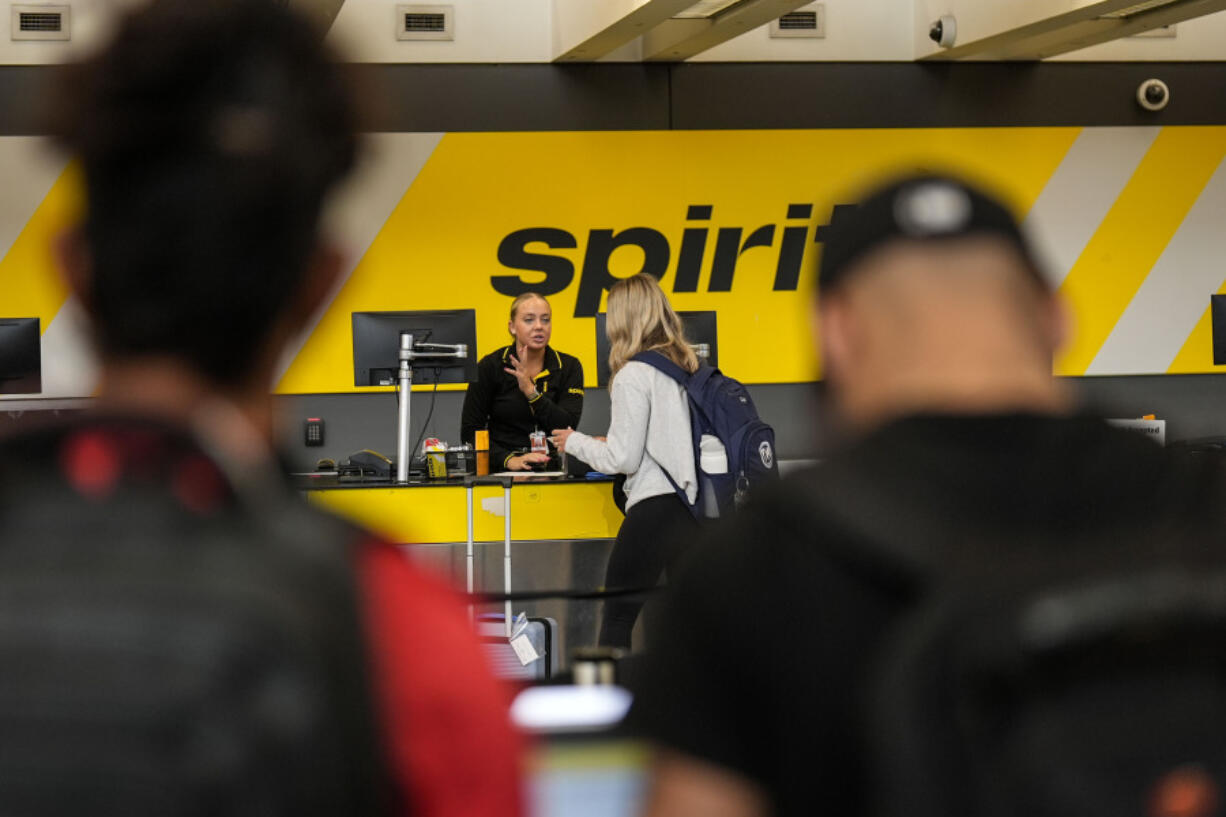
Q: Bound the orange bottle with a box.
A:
[475,429,489,476]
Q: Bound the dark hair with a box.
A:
[48,0,358,385]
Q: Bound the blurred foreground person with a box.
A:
[0,2,521,815]
[631,176,1226,817]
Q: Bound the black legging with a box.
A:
[598,493,697,649]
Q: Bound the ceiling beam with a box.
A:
[921,0,1226,61]
[642,0,814,61]
[554,0,697,63]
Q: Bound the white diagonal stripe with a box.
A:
[273,132,445,383]
[1022,126,1159,288]
[0,137,68,263]
[38,295,99,398]
[1087,155,1226,375]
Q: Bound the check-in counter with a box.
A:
[301,476,624,667]
[302,475,622,545]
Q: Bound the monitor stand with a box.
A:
[394,332,468,484]
[396,333,415,484]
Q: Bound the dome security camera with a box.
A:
[1137,78,1170,111]
[929,15,957,48]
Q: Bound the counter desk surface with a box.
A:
[299,474,623,546]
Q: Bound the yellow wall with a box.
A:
[9,127,1226,398]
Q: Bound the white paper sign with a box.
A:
[509,633,540,666]
[1107,418,1166,446]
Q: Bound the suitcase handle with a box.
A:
[465,475,514,489]
[464,474,514,635]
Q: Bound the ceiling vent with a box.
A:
[11,4,70,41]
[770,3,824,38]
[396,4,453,41]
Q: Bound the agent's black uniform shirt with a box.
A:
[629,413,1226,817]
[461,345,584,470]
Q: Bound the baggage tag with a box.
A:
[509,612,540,666]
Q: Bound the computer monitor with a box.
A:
[1212,295,1226,365]
[0,317,41,395]
[593,310,718,387]
[352,310,478,387]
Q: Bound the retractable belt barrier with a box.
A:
[462,475,662,625]
[470,585,663,604]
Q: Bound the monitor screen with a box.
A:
[594,310,718,387]
[0,317,41,395]
[1212,295,1226,365]
[352,310,478,387]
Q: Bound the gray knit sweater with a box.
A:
[565,361,697,512]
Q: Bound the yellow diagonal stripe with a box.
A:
[1168,268,1226,374]
[0,162,83,331]
[1055,127,1226,375]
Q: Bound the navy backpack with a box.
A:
[632,351,779,518]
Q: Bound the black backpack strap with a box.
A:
[629,351,701,519]
[632,349,713,432]
[660,464,700,520]
[631,350,690,385]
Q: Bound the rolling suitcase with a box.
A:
[476,614,556,681]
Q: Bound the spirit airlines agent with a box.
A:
[462,293,585,471]
[552,274,699,648]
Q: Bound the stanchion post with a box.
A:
[395,332,414,484]
[503,483,513,638]
[466,483,475,623]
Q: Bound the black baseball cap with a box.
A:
[817,175,1046,292]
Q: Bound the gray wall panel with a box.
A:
[280,382,844,471]
[348,63,672,132]
[0,66,50,136]
[277,375,1226,471]
[7,63,1226,136]
[670,62,1226,130]
[1072,374,1226,441]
